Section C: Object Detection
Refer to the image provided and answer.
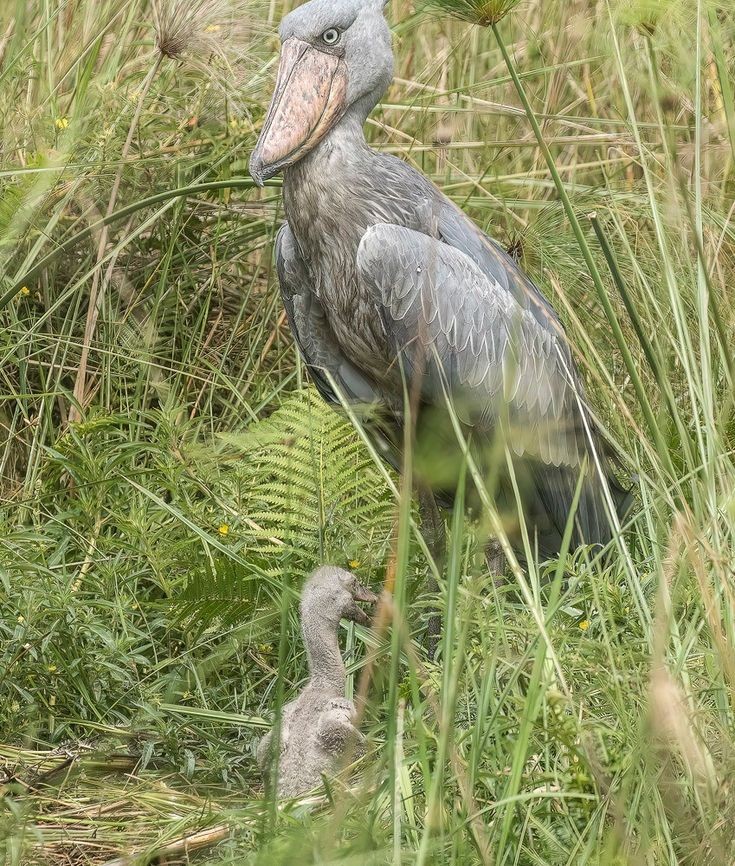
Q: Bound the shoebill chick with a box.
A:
[257,566,377,798]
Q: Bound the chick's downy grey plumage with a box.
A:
[257,567,377,798]
[250,0,632,558]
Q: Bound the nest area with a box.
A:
[1,743,250,865]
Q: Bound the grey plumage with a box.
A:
[252,0,632,559]
[257,566,376,798]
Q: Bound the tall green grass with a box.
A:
[1,0,734,863]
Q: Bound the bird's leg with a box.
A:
[484,539,507,585]
[417,485,445,660]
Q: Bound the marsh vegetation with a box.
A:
[1,0,734,862]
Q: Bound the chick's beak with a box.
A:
[345,581,378,626]
[249,38,348,186]
[353,581,379,604]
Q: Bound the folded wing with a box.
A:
[356,222,631,554]
[357,223,585,468]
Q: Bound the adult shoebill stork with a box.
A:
[249,0,631,569]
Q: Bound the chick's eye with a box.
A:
[321,28,340,45]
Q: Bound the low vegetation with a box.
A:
[1,0,734,863]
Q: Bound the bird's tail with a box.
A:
[521,459,634,561]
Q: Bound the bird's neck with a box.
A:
[284,102,372,192]
[302,610,346,696]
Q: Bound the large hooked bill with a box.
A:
[249,38,348,186]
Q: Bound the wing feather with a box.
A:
[357,223,584,468]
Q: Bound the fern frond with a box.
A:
[173,388,395,632]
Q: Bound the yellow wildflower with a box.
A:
[19,285,30,296]
[54,117,69,130]
[17,615,24,624]
[218,523,229,537]
[579,620,590,631]
[349,560,361,569]
[47,664,57,673]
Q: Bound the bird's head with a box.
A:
[249,0,393,186]
[301,566,379,627]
